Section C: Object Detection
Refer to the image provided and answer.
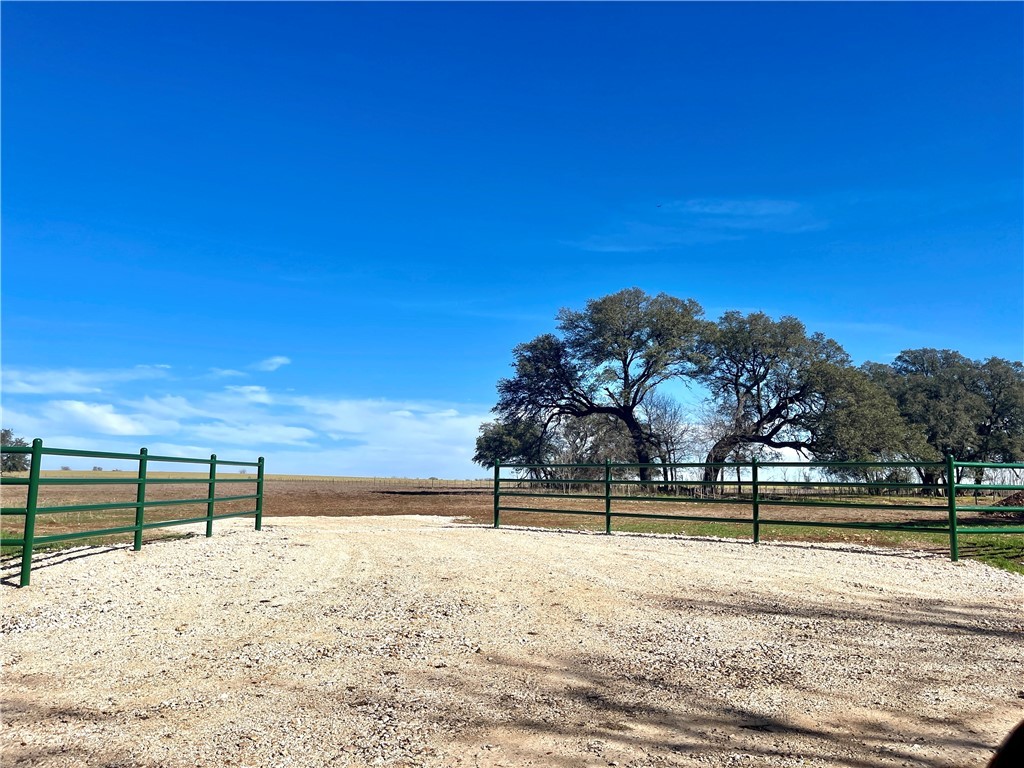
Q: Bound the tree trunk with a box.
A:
[919,469,939,496]
[620,411,654,483]
[702,434,744,486]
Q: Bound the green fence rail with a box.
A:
[1,439,265,587]
[492,457,1024,561]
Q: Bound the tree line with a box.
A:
[474,288,1024,487]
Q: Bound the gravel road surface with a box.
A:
[2,516,1022,768]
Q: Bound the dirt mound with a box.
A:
[995,490,1024,508]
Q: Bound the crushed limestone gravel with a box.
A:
[1,515,1022,768]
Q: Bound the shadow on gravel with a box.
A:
[0,694,155,768]
[4,645,1007,768]
[0,534,198,588]
[482,524,952,561]
[416,650,1002,768]
[659,593,1023,642]
[0,547,126,587]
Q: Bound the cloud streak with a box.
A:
[208,368,247,378]
[190,421,317,447]
[251,356,291,372]
[572,197,826,253]
[46,400,179,436]
[225,385,274,404]
[2,365,171,395]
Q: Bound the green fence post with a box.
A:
[133,448,148,551]
[255,456,264,531]
[493,461,500,529]
[946,453,959,562]
[752,458,760,544]
[19,438,43,588]
[605,459,612,535]
[206,454,217,538]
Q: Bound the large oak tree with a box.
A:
[484,288,705,481]
[695,312,904,483]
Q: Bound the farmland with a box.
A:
[2,472,1023,767]
[3,472,1022,574]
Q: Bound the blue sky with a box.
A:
[2,3,1021,476]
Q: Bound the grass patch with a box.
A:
[605,517,1024,575]
[955,536,1024,575]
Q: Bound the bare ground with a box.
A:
[9,477,1016,542]
[2,514,1022,768]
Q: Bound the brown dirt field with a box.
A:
[3,478,1020,554]
[255,478,1024,531]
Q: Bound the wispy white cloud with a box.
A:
[208,368,247,378]
[0,405,49,438]
[568,222,743,253]
[673,199,802,217]
[123,395,219,420]
[190,422,316,447]
[572,197,826,253]
[285,396,488,473]
[251,356,291,372]
[264,397,489,477]
[385,298,551,323]
[679,198,824,233]
[2,365,171,395]
[45,400,179,436]
[146,441,220,458]
[224,385,273,404]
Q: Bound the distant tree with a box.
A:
[694,312,906,484]
[479,292,1023,492]
[488,288,706,481]
[975,357,1024,461]
[637,392,694,482]
[865,349,1024,487]
[1,429,30,472]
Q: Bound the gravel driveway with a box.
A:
[2,515,1022,768]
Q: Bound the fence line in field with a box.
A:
[492,457,1024,561]
[1,439,264,587]
[269,475,491,489]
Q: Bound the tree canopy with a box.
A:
[472,418,552,472]
[476,291,1023,486]
[1,428,30,473]
[693,312,909,482]
[865,349,1024,468]
[485,288,705,480]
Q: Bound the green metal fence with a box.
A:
[492,457,1024,561]
[1,439,265,587]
